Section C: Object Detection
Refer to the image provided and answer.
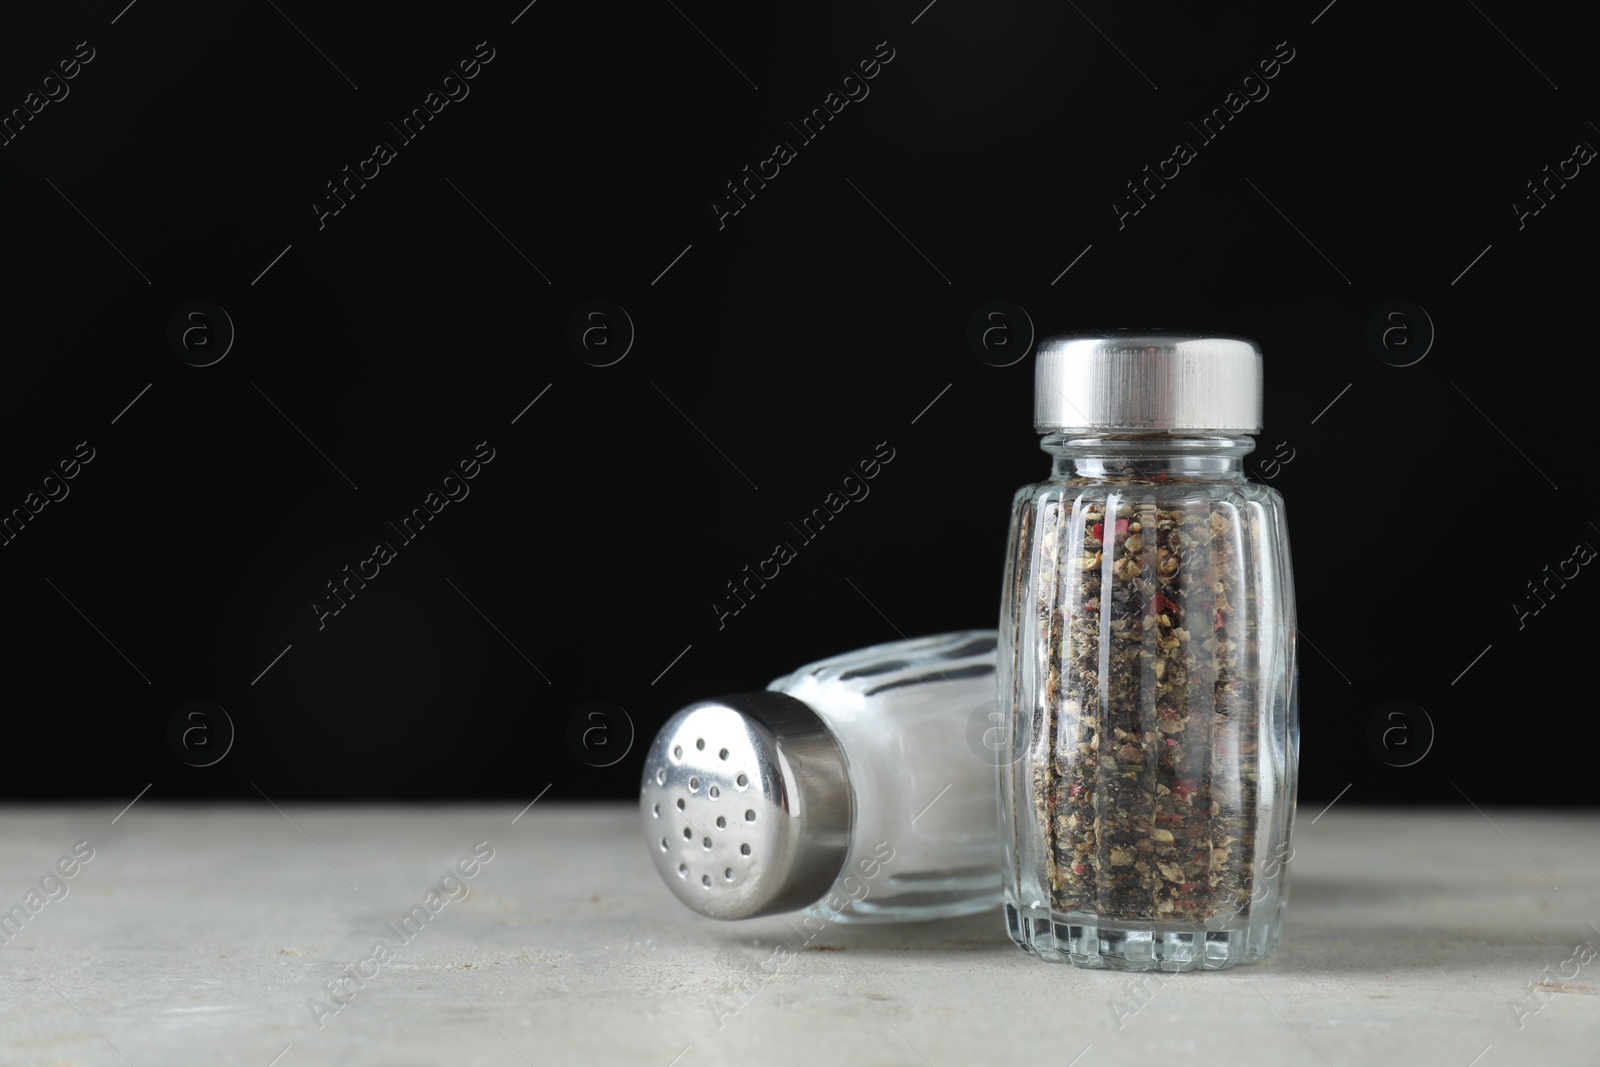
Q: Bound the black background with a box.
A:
[1,0,1594,807]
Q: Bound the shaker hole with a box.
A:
[702,837,712,850]
[659,838,668,851]
[677,864,688,878]
[655,769,666,785]
[701,874,712,887]
[716,816,726,829]
[718,748,729,760]
[708,786,720,799]
[735,774,749,789]
[696,738,705,751]
[740,844,751,856]
[682,828,692,840]
[676,798,685,811]
[688,777,700,791]
[672,744,682,759]
[725,868,735,881]
[652,803,660,817]
[744,810,756,822]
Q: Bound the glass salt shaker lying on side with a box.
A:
[642,631,1003,922]
[999,333,1299,970]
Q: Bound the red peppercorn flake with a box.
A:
[1089,519,1129,543]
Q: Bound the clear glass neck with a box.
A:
[1041,431,1255,482]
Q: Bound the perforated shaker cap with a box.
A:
[640,691,853,920]
[1034,332,1264,434]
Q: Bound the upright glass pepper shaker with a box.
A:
[642,631,1003,922]
[998,333,1299,970]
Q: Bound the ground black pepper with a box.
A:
[1029,484,1261,924]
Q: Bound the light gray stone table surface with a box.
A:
[0,803,1595,1067]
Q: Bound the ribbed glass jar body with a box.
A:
[998,434,1299,969]
[770,631,1004,922]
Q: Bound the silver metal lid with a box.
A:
[640,691,853,920]
[1034,332,1263,433]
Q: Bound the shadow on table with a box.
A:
[711,874,1547,973]
[721,905,1015,961]
[1283,873,1460,908]
[1247,872,1559,977]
